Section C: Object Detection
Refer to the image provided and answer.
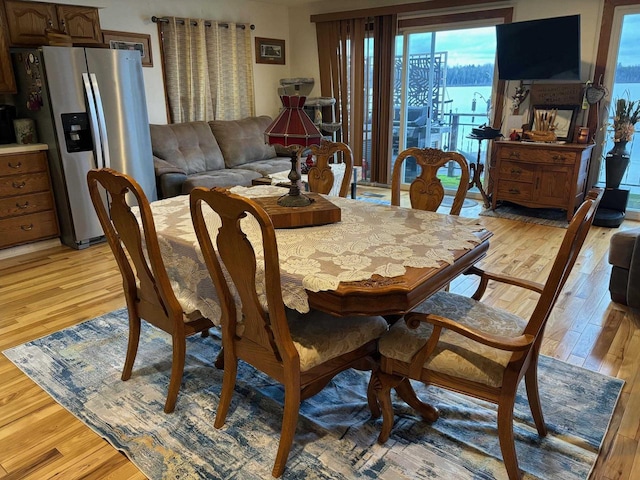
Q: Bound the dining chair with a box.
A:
[391,147,470,215]
[371,187,604,480]
[87,168,214,413]
[307,139,353,197]
[190,187,388,478]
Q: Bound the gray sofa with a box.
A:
[608,226,640,309]
[151,116,292,198]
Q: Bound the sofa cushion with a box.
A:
[150,122,225,175]
[209,116,277,168]
[232,158,293,176]
[181,169,262,193]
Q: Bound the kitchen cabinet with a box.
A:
[491,141,594,222]
[3,0,102,46]
[0,1,16,93]
[0,148,59,249]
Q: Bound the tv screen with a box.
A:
[496,15,581,80]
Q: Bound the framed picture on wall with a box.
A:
[103,30,153,67]
[255,37,285,65]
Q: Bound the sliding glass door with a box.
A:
[598,8,640,216]
[391,26,497,188]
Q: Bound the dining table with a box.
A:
[146,185,492,324]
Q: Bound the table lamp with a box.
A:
[264,95,323,207]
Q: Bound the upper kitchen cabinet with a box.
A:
[0,1,16,93]
[55,5,102,44]
[3,0,102,46]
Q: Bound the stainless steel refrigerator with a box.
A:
[12,46,157,249]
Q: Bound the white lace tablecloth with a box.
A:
[148,186,487,325]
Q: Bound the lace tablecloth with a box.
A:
[148,186,487,325]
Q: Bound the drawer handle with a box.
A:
[21,224,34,231]
[16,201,30,209]
[8,161,22,169]
[552,155,567,161]
[510,168,522,175]
[508,188,520,194]
[12,181,26,189]
[509,151,520,159]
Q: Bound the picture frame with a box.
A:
[255,37,285,65]
[102,30,153,67]
[529,105,579,142]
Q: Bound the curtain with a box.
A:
[160,18,255,123]
[316,15,396,183]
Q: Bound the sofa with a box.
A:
[151,116,292,198]
[608,226,640,309]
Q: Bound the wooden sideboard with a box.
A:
[491,141,594,222]
[0,146,59,249]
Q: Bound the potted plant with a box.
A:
[606,97,640,188]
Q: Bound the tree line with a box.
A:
[446,63,640,85]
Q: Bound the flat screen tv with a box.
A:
[496,15,581,80]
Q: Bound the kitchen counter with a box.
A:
[0,143,49,154]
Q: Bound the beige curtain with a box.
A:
[160,18,255,123]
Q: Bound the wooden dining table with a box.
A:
[146,185,492,323]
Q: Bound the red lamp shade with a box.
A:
[264,95,323,148]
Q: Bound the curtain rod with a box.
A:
[151,16,255,30]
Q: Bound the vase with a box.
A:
[605,140,630,189]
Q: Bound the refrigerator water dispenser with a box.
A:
[61,113,93,152]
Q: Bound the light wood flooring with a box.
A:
[0,186,639,479]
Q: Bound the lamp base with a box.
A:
[276,150,313,207]
[277,192,313,207]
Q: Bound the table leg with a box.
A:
[395,377,439,422]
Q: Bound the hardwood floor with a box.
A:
[0,187,638,479]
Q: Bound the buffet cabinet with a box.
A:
[491,141,594,222]
[0,150,59,249]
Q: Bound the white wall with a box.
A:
[49,0,293,123]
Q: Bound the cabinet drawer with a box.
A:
[0,210,59,248]
[498,161,535,183]
[0,152,47,176]
[496,180,534,201]
[0,172,51,197]
[535,150,576,165]
[0,191,54,219]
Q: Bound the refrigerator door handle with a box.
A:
[89,73,111,169]
[82,73,103,169]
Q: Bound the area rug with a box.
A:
[4,309,623,480]
[480,202,569,228]
[358,195,478,208]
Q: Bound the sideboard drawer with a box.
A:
[498,161,535,183]
[0,152,48,176]
[496,180,534,201]
[0,210,59,248]
[0,172,51,197]
[0,191,55,218]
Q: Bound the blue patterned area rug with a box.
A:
[4,309,622,479]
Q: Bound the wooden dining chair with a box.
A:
[190,187,387,477]
[87,168,214,413]
[371,188,604,480]
[391,147,470,215]
[307,139,353,197]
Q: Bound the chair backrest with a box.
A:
[525,188,604,339]
[190,187,298,367]
[87,168,183,326]
[307,139,353,197]
[391,147,470,215]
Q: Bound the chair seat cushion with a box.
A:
[378,291,527,387]
[286,309,388,371]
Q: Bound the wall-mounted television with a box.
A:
[496,15,581,80]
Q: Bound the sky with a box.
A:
[394,13,640,68]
